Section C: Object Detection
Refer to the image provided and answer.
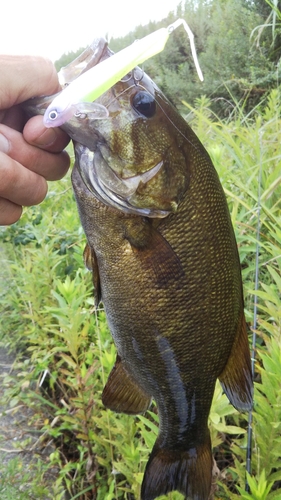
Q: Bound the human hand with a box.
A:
[0,55,70,225]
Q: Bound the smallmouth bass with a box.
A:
[25,39,252,500]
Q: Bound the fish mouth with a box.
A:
[23,39,110,118]
[58,38,109,86]
[76,143,169,218]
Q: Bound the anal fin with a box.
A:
[219,312,253,411]
[102,355,151,414]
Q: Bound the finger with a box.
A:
[0,105,26,131]
[0,55,60,108]
[0,124,70,181]
[0,197,23,225]
[0,151,48,206]
[23,115,70,153]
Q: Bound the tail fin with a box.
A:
[141,436,212,500]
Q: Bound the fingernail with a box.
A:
[35,128,57,147]
[0,133,10,153]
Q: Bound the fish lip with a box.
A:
[115,160,164,194]
[75,143,169,218]
[23,41,171,219]
[58,38,109,87]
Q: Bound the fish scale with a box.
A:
[24,39,253,500]
[71,153,249,499]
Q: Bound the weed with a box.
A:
[0,89,281,498]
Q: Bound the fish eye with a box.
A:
[49,110,58,121]
[132,91,156,118]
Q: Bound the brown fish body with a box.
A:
[25,41,252,499]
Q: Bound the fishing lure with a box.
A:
[44,18,203,127]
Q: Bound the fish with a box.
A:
[25,38,253,500]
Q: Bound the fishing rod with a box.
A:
[245,138,263,491]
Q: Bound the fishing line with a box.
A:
[112,79,206,156]
[245,133,263,491]
[78,77,213,218]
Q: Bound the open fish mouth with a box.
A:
[23,40,177,219]
[76,143,169,218]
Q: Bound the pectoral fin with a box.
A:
[123,218,184,287]
[219,312,253,411]
[102,355,151,414]
[83,244,101,306]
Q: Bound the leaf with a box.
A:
[59,353,78,369]
[215,424,246,435]
[137,414,158,435]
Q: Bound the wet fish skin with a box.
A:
[71,68,252,500]
[24,42,252,500]
[72,139,251,499]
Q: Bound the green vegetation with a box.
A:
[0,456,61,500]
[1,86,281,498]
[56,0,280,117]
[1,1,281,498]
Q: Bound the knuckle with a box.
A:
[0,155,17,193]
[0,197,22,225]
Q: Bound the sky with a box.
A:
[2,0,182,61]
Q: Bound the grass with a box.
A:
[0,456,36,500]
[0,89,281,499]
[0,455,64,500]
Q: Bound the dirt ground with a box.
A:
[0,346,65,498]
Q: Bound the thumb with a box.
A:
[0,55,60,108]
